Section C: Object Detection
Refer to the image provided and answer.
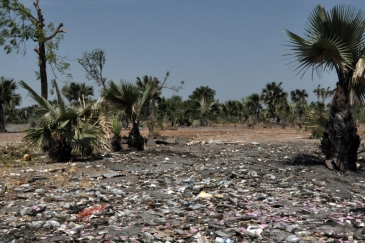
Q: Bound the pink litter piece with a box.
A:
[190,226,199,233]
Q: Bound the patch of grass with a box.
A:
[69,165,78,174]
[309,126,325,139]
[52,174,71,187]
[5,178,28,187]
[0,143,44,168]
[79,179,93,188]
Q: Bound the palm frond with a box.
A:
[52,80,66,114]
[285,4,365,77]
[103,80,138,111]
[19,80,56,116]
[139,81,157,110]
[23,126,52,148]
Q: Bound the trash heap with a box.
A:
[1,141,365,242]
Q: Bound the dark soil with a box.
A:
[0,124,365,242]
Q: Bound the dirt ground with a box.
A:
[136,124,318,144]
[1,123,314,146]
[3,122,365,148]
[1,124,365,242]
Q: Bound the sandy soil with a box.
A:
[3,123,365,147]
[1,124,315,146]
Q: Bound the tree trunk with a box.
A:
[201,113,208,126]
[0,104,6,133]
[147,97,156,137]
[122,117,129,129]
[48,134,72,162]
[127,121,144,151]
[111,134,122,152]
[39,42,48,100]
[320,83,360,172]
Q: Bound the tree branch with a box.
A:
[33,0,45,28]
[45,23,65,41]
[34,46,39,54]
[2,0,38,25]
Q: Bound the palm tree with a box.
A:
[136,75,161,137]
[261,82,288,123]
[61,82,94,103]
[189,86,216,102]
[244,93,262,123]
[290,89,308,123]
[103,80,157,150]
[313,85,322,103]
[196,97,218,126]
[222,100,243,123]
[290,89,308,104]
[0,77,21,133]
[324,86,335,103]
[157,95,185,126]
[19,80,108,161]
[285,5,365,171]
[110,116,122,152]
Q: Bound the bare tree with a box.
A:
[0,0,67,99]
[78,49,107,89]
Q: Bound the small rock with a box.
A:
[214,230,232,238]
[35,188,46,194]
[174,229,185,235]
[47,220,60,227]
[72,225,85,231]
[256,193,267,200]
[19,207,31,216]
[274,233,290,242]
[285,224,299,233]
[285,234,300,242]
[29,221,45,229]
[190,203,205,210]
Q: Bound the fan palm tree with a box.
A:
[103,80,157,150]
[19,80,108,161]
[244,93,262,123]
[222,100,243,123]
[110,116,122,152]
[196,97,218,126]
[285,4,365,171]
[261,82,288,123]
[189,86,216,102]
[61,82,94,103]
[0,77,21,132]
[156,95,185,126]
[136,75,161,137]
[290,89,308,123]
[313,85,323,103]
[290,89,308,104]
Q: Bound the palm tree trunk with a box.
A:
[128,121,144,151]
[147,97,156,137]
[0,104,6,133]
[48,134,72,161]
[201,113,208,126]
[320,83,360,171]
[122,114,129,129]
[111,134,122,152]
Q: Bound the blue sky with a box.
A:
[1,0,364,106]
